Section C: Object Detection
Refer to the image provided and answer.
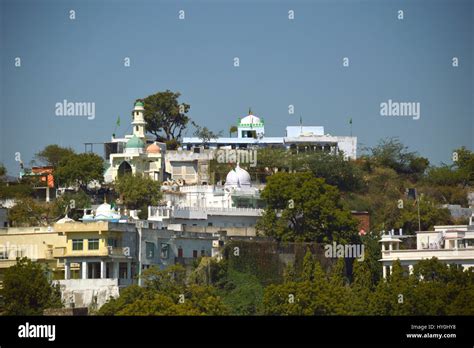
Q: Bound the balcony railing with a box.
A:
[382,248,474,261]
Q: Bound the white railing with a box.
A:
[382,248,474,261]
[174,206,263,213]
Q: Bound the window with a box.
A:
[88,239,99,250]
[160,243,169,259]
[107,238,118,248]
[193,250,198,258]
[178,247,183,258]
[465,239,474,248]
[72,239,83,251]
[146,242,155,259]
[201,249,205,257]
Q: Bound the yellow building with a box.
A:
[0,225,67,286]
[54,221,137,282]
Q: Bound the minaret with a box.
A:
[131,101,146,140]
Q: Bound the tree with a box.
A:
[55,153,104,189]
[142,90,190,142]
[229,125,238,137]
[363,137,429,177]
[114,174,162,215]
[301,152,364,192]
[217,269,264,315]
[98,264,229,316]
[2,257,62,315]
[8,198,56,226]
[52,191,92,221]
[256,172,359,243]
[35,145,75,168]
[192,123,223,147]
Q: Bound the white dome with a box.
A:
[96,202,112,216]
[57,214,74,224]
[225,169,239,187]
[225,164,251,188]
[235,165,251,187]
[240,114,261,125]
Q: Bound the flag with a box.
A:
[116,116,120,127]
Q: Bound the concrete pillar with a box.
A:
[127,262,131,280]
[408,264,414,275]
[81,261,88,279]
[113,262,119,279]
[46,187,50,203]
[382,265,387,279]
[64,261,70,280]
[100,261,106,279]
[389,243,393,251]
[389,265,393,276]
[381,244,386,251]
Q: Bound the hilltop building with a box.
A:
[103,101,166,183]
[182,110,357,159]
[380,212,474,278]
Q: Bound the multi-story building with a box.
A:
[103,101,166,183]
[0,226,67,287]
[182,110,357,159]
[135,222,219,284]
[380,214,474,278]
[53,221,137,308]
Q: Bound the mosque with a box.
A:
[103,101,166,183]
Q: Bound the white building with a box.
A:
[380,213,474,278]
[149,165,263,236]
[104,101,166,183]
[182,110,357,159]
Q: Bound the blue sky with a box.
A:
[1,0,472,175]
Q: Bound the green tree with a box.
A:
[256,172,359,243]
[142,90,190,142]
[35,145,75,168]
[55,153,104,189]
[2,257,62,315]
[98,264,229,316]
[301,152,364,192]
[52,191,92,221]
[229,125,238,137]
[363,137,429,177]
[8,198,55,227]
[192,123,223,147]
[114,174,162,217]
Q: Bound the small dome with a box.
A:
[126,135,145,149]
[146,143,161,154]
[225,169,239,187]
[96,202,112,216]
[134,101,144,107]
[57,214,75,224]
[94,202,121,221]
[240,114,262,125]
[235,164,251,187]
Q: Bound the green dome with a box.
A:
[135,101,144,107]
[125,135,145,149]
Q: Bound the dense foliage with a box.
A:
[1,258,63,315]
